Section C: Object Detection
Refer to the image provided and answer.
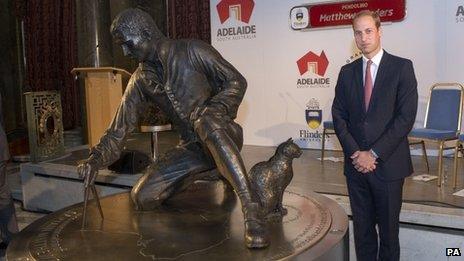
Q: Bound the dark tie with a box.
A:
[364,60,373,111]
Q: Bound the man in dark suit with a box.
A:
[0,93,18,248]
[332,10,418,261]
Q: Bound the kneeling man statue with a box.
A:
[77,8,268,248]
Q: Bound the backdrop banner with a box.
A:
[210,0,464,150]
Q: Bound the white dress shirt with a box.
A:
[362,48,384,87]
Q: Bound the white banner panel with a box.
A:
[210,0,464,149]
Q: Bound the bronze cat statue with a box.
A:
[248,138,302,221]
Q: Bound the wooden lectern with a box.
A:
[71,67,131,147]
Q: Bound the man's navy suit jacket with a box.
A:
[332,51,418,181]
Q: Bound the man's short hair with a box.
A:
[352,10,381,29]
[110,8,157,37]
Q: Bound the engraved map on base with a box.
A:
[7,182,340,260]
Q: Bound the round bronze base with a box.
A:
[7,182,348,260]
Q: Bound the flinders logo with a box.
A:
[299,99,323,142]
[216,0,256,41]
[305,98,322,129]
[290,7,309,29]
[296,50,330,89]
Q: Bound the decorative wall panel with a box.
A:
[25,91,65,162]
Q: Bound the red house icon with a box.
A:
[296,51,329,77]
[216,0,255,24]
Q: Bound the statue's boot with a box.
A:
[242,201,269,248]
[199,126,269,248]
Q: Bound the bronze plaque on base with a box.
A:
[7,182,348,260]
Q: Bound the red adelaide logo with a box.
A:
[296,50,330,89]
[297,50,328,77]
[216,0,255,24]
[215,0,257,41]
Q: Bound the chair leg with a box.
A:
[321,128,326,164]
[453,141,460,189]
[420,140,430,173]
[437,141,444,187]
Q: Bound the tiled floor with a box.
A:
[14,202,45,232]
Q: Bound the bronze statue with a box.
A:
[77,8,268,248]
[248,138,302,220]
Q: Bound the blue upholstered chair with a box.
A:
[452,134,464,188]
[321,120,335,163]
[409,83,464,187]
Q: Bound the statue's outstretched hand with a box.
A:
[77,160,99,188]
